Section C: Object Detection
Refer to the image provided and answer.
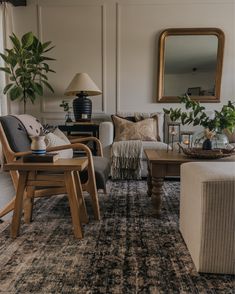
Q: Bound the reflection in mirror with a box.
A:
[157,28,225,103]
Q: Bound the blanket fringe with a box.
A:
[111,140,143,180]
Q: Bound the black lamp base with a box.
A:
[73,95,92,122]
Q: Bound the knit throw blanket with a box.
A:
[111,140,143,180]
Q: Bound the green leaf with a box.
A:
[43,45,55,53]
[9,34,21,51]
[15,68,23,77]
[32,82,43,96]
[42,41,51,50]
[21,32,34,48]
[40,56,56,61]
[48,69,56,73]
[38,72,48,80]
[36,41,43,54]
[42,63,49,71]
[42,80,54,93]
[0,53,9,64]
[163,108,170,114]
[0,67,11,74]
[3,83,14,94]
[22,50,33,60]
[8,55,17,68]
[26,88,36,103]
[9,86,23,100]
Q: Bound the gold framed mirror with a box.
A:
[157,28,225,103]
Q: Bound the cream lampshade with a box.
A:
[65,73,102,121]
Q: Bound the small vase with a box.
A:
[30,135,47,154]
[65,111,73,123]
[202,138,212,150]
[212,131,229,149]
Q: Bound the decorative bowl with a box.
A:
[178,144,235,159]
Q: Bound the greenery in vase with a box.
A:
[59,100,70,112]
[0,32,55,113]
[163,94,235,133]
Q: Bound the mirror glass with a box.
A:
[157,28,225,103]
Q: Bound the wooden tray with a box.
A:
[178,144,235,159]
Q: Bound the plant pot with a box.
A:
[202,138,212,150]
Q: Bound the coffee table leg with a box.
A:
[151,176,164,216]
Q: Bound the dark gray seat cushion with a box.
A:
[93,156,110,190]
[80,156,110,190]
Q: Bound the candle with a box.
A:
[183,139,189,145]
[170,126,177,135]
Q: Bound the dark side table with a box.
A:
[58,122,100,155]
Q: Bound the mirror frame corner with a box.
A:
[157,28,225,103]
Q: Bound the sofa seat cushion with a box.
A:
[141,141,169,160]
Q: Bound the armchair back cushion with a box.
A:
[0,115,31,152]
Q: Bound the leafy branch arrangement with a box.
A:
[0,32,55,113]
[163,95,235,132]
[59,100,71,112]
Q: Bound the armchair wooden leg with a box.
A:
[73,171,88,224]
[11,171,28,238]
[24,171,36,224]
[85,166,100,221]
[64,171,83,239]
[0,197,15,218]
[24,187,35,224]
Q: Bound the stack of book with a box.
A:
[22,153,59,163]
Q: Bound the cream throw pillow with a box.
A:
[45,128,73,158]
[112,115,157,142]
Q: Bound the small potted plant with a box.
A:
[163,94,235,149]
[59,100,73,123]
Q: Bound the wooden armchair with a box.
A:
[0,115,110,221]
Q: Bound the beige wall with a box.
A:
[10,0,235,124]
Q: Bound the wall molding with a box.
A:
[37,3,106,115]
[115,3,120,112]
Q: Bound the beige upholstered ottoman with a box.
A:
[180,162,235,274]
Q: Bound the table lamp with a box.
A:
[64,73,102,121]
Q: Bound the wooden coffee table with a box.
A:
[144,149,235,216]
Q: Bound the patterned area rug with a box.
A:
[0,180,234,293]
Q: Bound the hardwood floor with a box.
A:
[0,171,14,221]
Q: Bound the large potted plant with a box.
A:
[0,32,55,113]
[163,94,235,149]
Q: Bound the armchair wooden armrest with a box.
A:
[69,136,103,157]
[47,142,92,159]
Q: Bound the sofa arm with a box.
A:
[99,121,114,159]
